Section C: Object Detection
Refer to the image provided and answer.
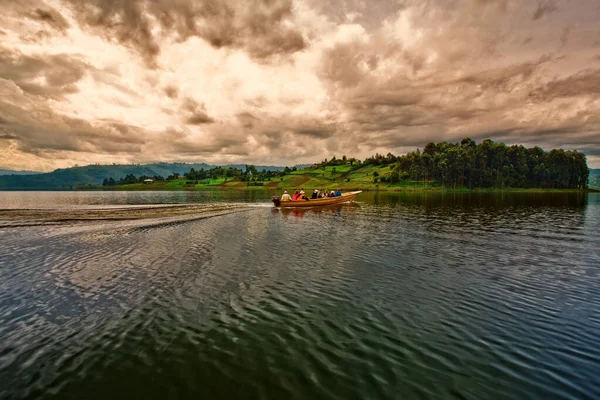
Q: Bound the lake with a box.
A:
[1,191,599,399]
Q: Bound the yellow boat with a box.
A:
[272,191,362,208]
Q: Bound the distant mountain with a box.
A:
[0,169,42,176]
[590,168,600,188]
[0,162,288,190]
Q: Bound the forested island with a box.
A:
[94,139,591,192]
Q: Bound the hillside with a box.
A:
[0,169,42,176]
[0,163,286,190]
[103,164,408,191]
[102,163,593,192]
[0,140,593,191]
[100,139,592,192]
[590,168,600,188]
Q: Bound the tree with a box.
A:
[389,164,400,183]
[102,178,109,186]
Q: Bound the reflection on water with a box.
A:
[276,203,359,219]
[0,190,273,209]
[0,191,599,399]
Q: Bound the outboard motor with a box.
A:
[272,196,281,207]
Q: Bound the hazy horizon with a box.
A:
[1,0,600,172]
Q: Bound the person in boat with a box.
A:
[318,190,325,198]
[297,190,309,201]
[335,189,342,197]
[311,189,319,199]
[292,190,299,200]
[281,190,292,201]
[330,190,336,197]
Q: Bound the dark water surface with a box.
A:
[1,191,599,399]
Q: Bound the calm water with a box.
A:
[1,191,599,399]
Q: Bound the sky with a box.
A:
[1,0,599,172]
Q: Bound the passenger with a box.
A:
[335,189,342,197]
[292,190,299,200]
[323,190,329,197]
[318,190,324,198]
[330,190,336,197]
[281,190,292,201]
[298,190,309,201]
[311,189,318,199]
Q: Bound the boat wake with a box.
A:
[0,204,251,229]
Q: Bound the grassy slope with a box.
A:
[97,163,591,192]
[0,163,288,190]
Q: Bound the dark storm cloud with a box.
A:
[531,68,600,99]
[0,47,88,99]
[310,0,600,162]
[160,127,247,155]
[2,0,600,168]
[28,7,70,32]
[186,112,215,125]
[532,0,558,20]
[164,85,179,99]
[180,97,215,125]
[236,112,260,129]
[62,0,306,66]
[295,129,333,139]
[0,79,146,155]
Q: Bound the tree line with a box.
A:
[102,174,166,186]
[102,164,292,186]
[183,165,289,183]
[365,139,589,189]
[99,139,589,190]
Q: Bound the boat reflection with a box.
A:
[275,203,360,219]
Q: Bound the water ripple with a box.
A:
[1,193,600,399]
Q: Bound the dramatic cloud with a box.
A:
[63,0,306,66]
[0,0,599,171]
[27,7,70,32]
[0,46,88,98]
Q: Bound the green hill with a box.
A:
[0,140,593,191]
[0,169,42,176]
[590,168,600,188]
[102,140,592,192]
[0,163,286,190]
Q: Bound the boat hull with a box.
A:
[273,191,362,208]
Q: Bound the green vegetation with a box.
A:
[371,138,589,190]
[0,162,286,190]
[590,169,600,189]
[1,139,593,191]
[90,139,592,192]
[0,169,42,176]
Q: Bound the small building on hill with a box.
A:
[143,179,154,183]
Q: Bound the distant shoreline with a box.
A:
[74,184,599,194]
